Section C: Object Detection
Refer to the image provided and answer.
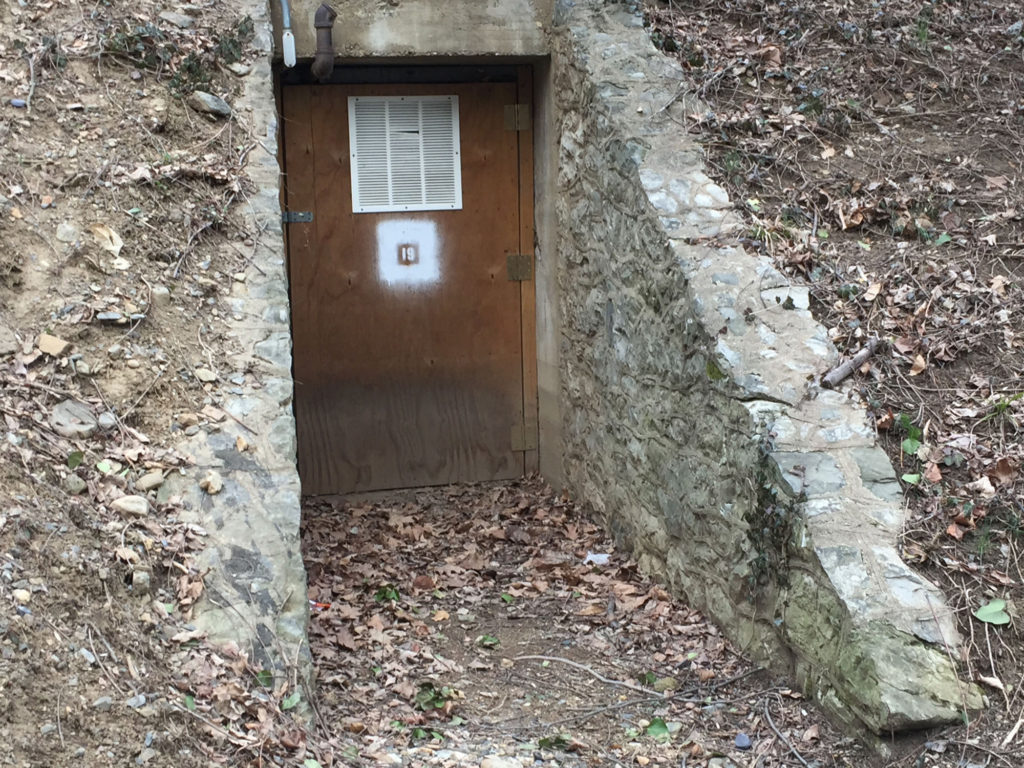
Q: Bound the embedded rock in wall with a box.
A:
[552,0,980,734]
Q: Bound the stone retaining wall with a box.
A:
[552,0,980,733]
[163,0,310,688]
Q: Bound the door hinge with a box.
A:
[281,211,313,223]
[504,103,531,131]
[511,420,539,452]
[506,253,533,281]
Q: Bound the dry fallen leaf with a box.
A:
[863,282,882,301]
[966,476,997,499]
[893,337,917,354]
[923,462,942,484]
[755,44,782,68]
[876,410,894,430]
[991,275,1010,298]
[946,523,965,541]
[978,675,1005,692]
[90,223,124,256]
[989,457,1018,487]
[412,574,435,590]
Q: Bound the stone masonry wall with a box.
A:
[553,0,981,734]
[161,0,310,688]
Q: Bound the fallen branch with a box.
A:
[764,697,811,768]
[821,337,881,388]
[514,654,656,697]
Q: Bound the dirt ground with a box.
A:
[1,0,1022,766]
[0,1,311,766]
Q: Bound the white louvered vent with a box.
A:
[348,95,462,214]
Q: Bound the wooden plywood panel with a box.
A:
[285,82,527,494]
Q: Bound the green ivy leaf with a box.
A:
[303,760,323,768]
[901,437,922,455]
[645,717,670,740]
[281,691,301,710]
[68,451,84,469]
[184,694,196,711]
[901,473,921,485]
[935,233,952,245]
[974,599,1010,626]
[538,734,570,750]
[255,669,274,688]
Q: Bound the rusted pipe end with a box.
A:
[310,3,337,82]
[314,3,337,28]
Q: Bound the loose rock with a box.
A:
[111,495,150,518]
[0,324,19,356]
[49,400,98,439]
[187,91,231,118]
[480,757,523,768]
[132,569,152,595]
[199,471,223,495]
[56,221,81,243]
[38,333,71,357]
[135,471,165,492]
[64,474,88,495]
[158,10,193,28]
[150,285,171,306]
[92,696,113,712]
[194,367,218,383]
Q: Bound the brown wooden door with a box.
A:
[283,78,536,494]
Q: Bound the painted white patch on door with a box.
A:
[376,219,441,288]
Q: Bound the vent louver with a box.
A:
[348,95,462,214]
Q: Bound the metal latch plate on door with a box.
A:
[506,253,533,281]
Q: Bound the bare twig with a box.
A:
[764,696,811,768]
[87,624,125,695]
[514,655,656,697]
[24,54,36,113]
[822,337,881,388]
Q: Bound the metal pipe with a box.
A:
[310,3,338,82]
[280,0,296,67]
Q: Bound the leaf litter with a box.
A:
[302,478,864,766]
